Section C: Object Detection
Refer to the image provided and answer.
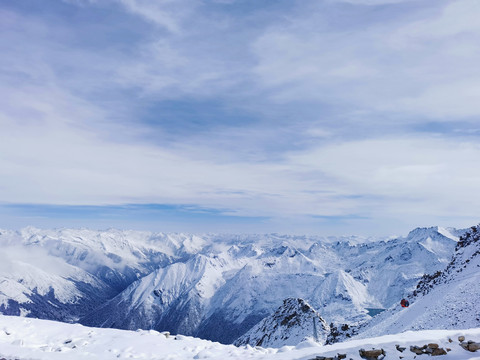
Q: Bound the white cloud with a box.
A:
[251,0,480,120]
[390,81,480,119]
[115,0,196,34]
[286,137,480,217]
[2,93,480,225]
[393,0,480,40]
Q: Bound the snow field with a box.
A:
[1,315,480,360]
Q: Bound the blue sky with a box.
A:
[1,0,479,235]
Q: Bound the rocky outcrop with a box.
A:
[234,298,329,347]
[326,322,357,344]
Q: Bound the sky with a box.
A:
[1,0,479,236]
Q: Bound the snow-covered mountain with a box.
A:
[80,226,461,343]
[354,224,480,339]
[0,228,208,321]
[81,253,237,335]
[234,298,330,347]
[0,225,468,345]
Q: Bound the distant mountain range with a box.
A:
[0,225,475,346]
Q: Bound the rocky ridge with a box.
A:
[234,298,330,347]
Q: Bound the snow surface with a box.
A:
[1,315,480,360]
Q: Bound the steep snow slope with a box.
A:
[234,298,330,347]
[355,225,480,339]
[81,253,240,335]
[1,315,480,360]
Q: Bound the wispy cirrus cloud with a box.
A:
[251,0,480,121]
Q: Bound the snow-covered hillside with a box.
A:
[1,315,479,360]
[0,226,466,345]
[354,224,480,339]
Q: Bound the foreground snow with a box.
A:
[1,315,479,360]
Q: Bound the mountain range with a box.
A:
[0,225,475,346]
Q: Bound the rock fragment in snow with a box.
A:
[359,348,385,360]
[431,347,447,356]
[459,339,480,352]
[410,344,448,356]
[410,345,426,355]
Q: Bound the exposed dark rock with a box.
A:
[410,345,425,355]
[410,343,448,356]
[460,340,480,352]
[431,347,447,356]
[359,348,385,360]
